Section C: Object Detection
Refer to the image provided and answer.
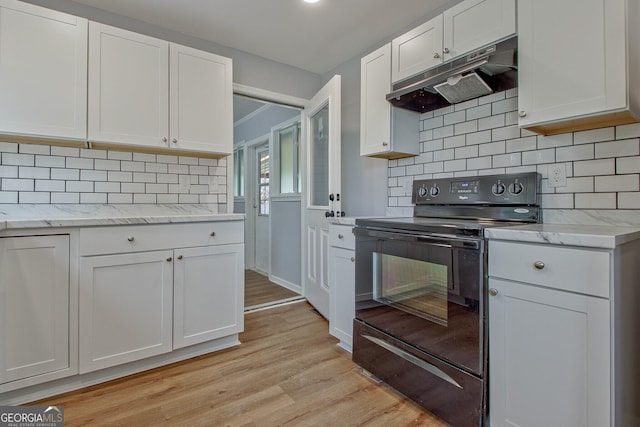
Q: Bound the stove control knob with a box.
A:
[430,186,440,197]
[418,186,428,198]
[492,182,506,196]
[509,182,524,195]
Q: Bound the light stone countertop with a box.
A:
[484,223,640,249]
[0,204,244,231]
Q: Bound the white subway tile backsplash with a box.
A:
[133,172,156,183]
[146,183,169,194]
[433,125,454,139]
[434,149,454,162]
[616,123,640,139]
[134,193,156,203]
[444,135,465,149]
[3,153,34,166]
[179,194,199,203]
[67,181,93,192]
[491,125,520,141]
[574,127,615,144]
[19,192,50,204]
[19,167,49,179]
[595,174,639,192]
[157,154,178,164]
[595,138,639,158]
[0,142,18,153]
[616,157,640,174]
[492,153,521,168]
[444,110,466,125]
[556,144,594,162]
[479,141,505,157]
[479,114,505,131]
[541,193,574,209]
[108,193,133,204]
[424,162,444,174]
[19,144,49,155]
[35,180,65,192]
[157,194,179,204]
[95,182,121,193]
[121,183,146,193]
[555,177,594,193]
[618,192,640,209]
[478,92,505,105]
[3,178,34,191]
[107,151,133,161]
[50,146,79,157]
[81,193,107,204]
[454,120,478,135]
[133,152,156,162]
[66,157,93,169]
[0,192,17,203]
[406,164,424,175]
[466,104,492,120]
[81,170,107,181]
[574,159,615,176]
[178,156,199,165]
[506,136,537,153]
[574,193,616,209]
[108,171,133,182]
[51,192,79,204]
[36,155,65,168]
[491,97,518,115]
[424,139,444,152]
[423,116,444,130]
[454,145,478,159]
[537,133,573,149]
[51,168,79,180]
[80,148,107,159]
[0,165,17,178]
[444,159,466,172]
[95,159,120,171]
[467,156,492,170]
[522,149,555,165]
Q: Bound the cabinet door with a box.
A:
[443,0,516,59]
[173,244,244,349]
[0,0,87,139]
[329,246,355,351]
[88,22,169,148]
[0,235,70,384]
[489,278,610,427]
[391,15,443,83]
[360,44,391,156]
[169,43,233,155]
[518,0,627,128]
[79,250,173,373]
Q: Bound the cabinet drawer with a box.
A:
[329,225,355,250]
[80,221,243,256]
[488,240,610,298]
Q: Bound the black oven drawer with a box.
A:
[353,319,485,427]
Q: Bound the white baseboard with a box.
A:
[268,274,302,294]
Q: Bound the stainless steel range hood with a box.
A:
[387,37,517,113]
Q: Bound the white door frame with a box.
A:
[242,134,269,271]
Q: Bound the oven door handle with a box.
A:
[357,228,480,250]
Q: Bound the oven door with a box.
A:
[353,227,485,376]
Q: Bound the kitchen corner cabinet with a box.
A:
[0,235,75,392]
[517,0,640,135]
[0,0,87,140]
[360,43,419,159]
[88,22,233,155]
[488,237,640,427]
[78,222,244,373]
[328,224,355,351]
[391,0,516,83]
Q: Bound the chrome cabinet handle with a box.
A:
[127,236,134,242]
[433,52,440,59]
[382,141,389,147]
[489,288,499,296]
[518,111,527,118]
[534,261,545,270]
[350,257,355,263]
[172,138,178,144]
[177,255,183,260]
[338,234,344,239]
[210,232,216,237]
[443,47,450,54]
[162,137,168,143]
[166,257,172,262]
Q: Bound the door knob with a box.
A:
[533,261,545,270]
[329,193,335,201]
[518,111,527,118]
[489,288,499,296]
[433,52,441,59]
[127,236,134,242]
[166,257,173,262]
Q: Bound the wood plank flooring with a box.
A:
[32,301,449,426]
[245,269,300,308]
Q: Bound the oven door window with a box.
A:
[374,253,449,326]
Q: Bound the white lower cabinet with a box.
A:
[79,250,174,373]
[488,240,612,427]
[328,224,355,351]
[173,244,243,349]
[79,222,244,373]
[0,235,75,391]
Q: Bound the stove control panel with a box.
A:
[412,172,540,205]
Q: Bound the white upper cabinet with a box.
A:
[361,43,419,159]
[518,0,640,135]
[88,22,169,148]
[391,0,516,83]
[0,0,87,140]
[443,0,516,59]
[169,44,233,155]
[89,22,233,155]
[391,15,443,84]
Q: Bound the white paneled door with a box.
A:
[302,75,341,319]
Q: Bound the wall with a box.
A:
[386,89,640,225]
[0,141,227,207]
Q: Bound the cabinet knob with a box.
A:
[350,257,355,263]
[127,236,135,242]
[433,52,441,59]
[533,261,545,270]
[210,231,216,237]
[338,234,344,239]
[162,137,168,143]
[518,110,527,118]
[172,138,178,144]
[489,288,499,296]
[167,257,172,262]
[177,255,183,260]
[382,141,389,147]
[443,47,450,54]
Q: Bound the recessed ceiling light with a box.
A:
[303,0,320,3]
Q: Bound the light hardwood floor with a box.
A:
[245,269,301,308]
[32,301,449,426]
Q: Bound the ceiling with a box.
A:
[69,0,456,75]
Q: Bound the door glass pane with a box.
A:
[259,150,269,215]
[373,253,448,326]
[279,126,295,194]
[310,105,329,207]
[234,148,244,197]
